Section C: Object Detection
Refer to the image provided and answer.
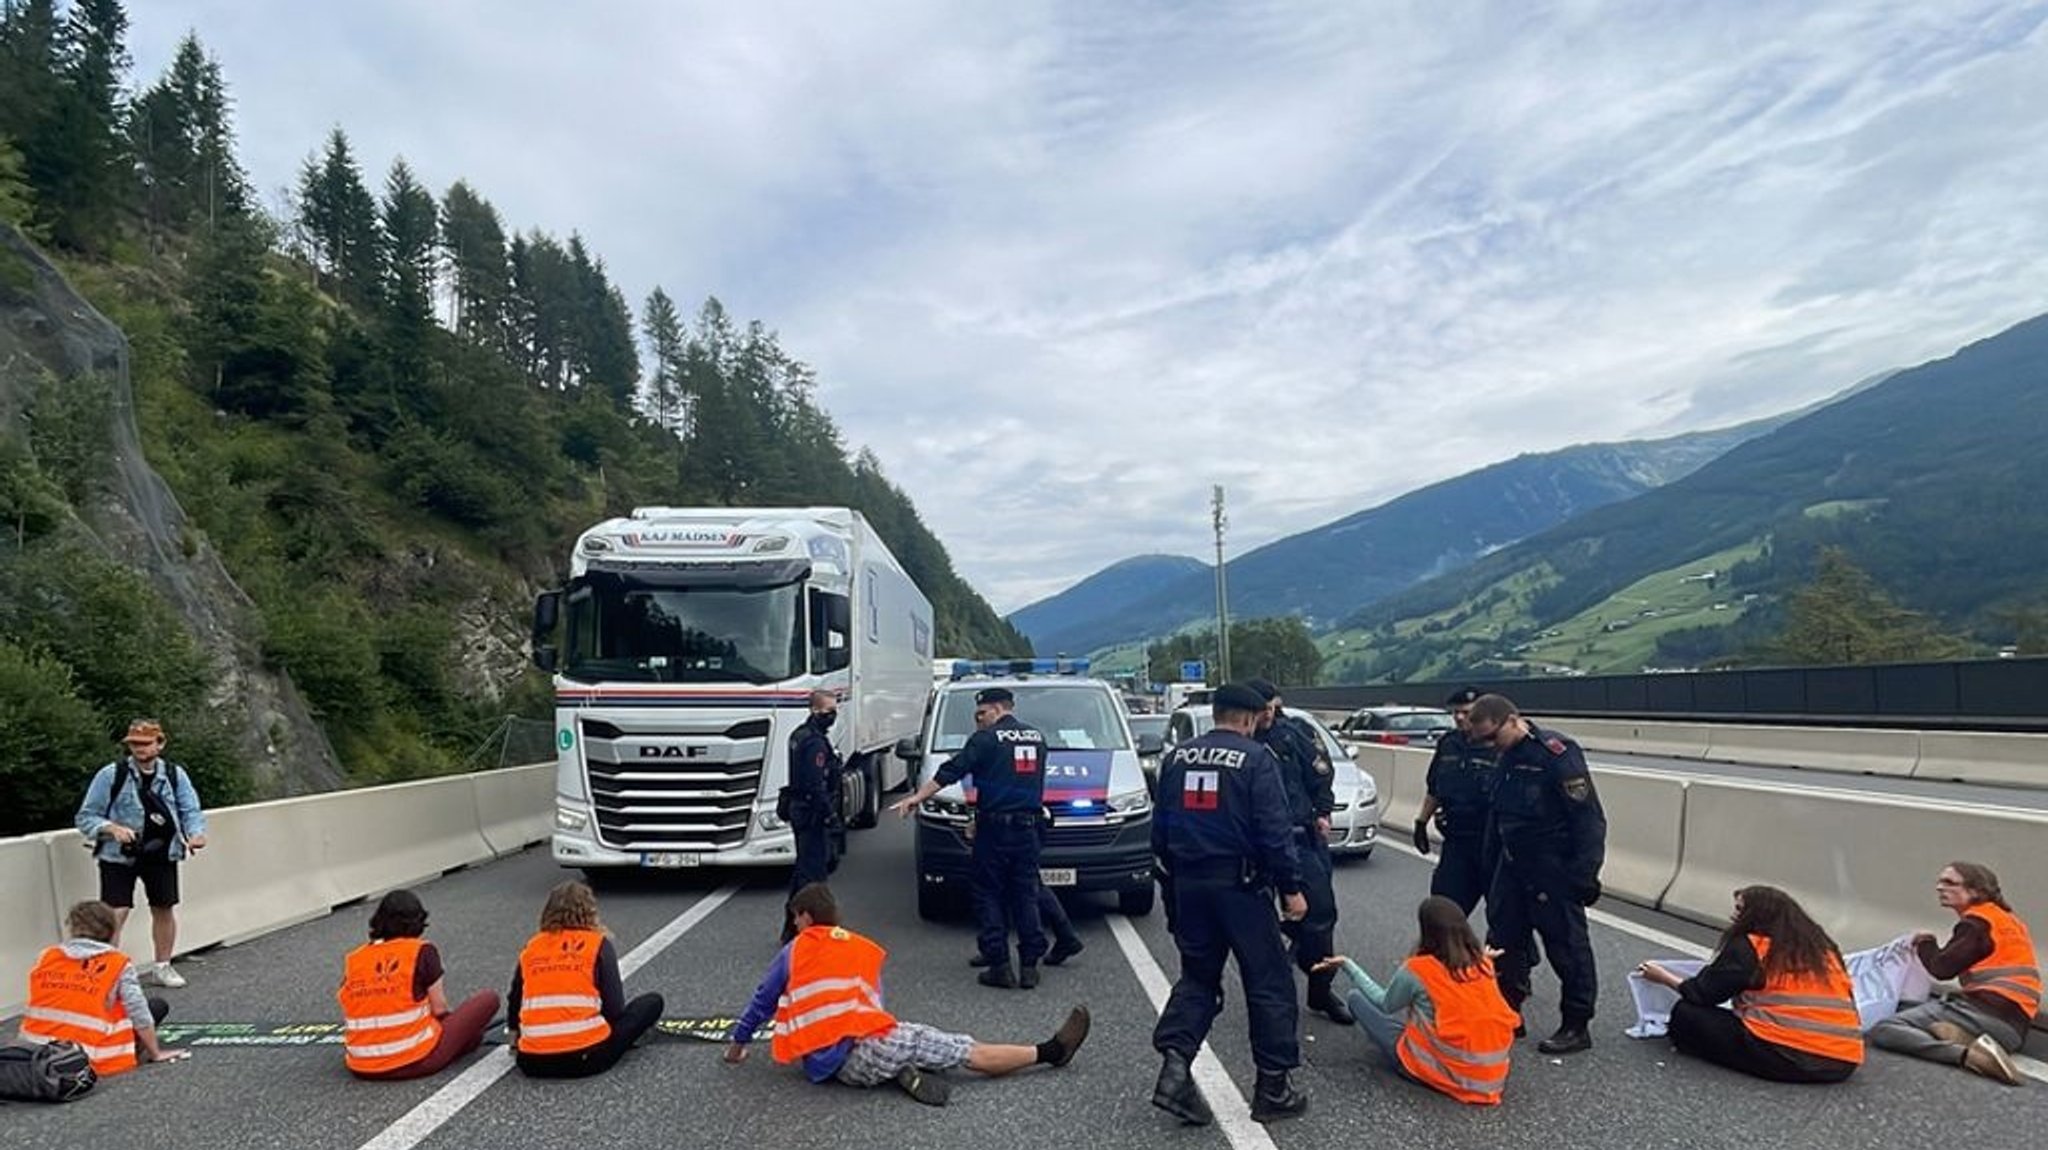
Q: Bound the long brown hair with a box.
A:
[1720,886,1843,979]
[1414,895,1488,979]
[1947,861,2012,911]
[538,880,604,934]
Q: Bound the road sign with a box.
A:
[1179,660,1205,682]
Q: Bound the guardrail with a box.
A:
[1,764,554,1018]
[1342,742,2048,1025]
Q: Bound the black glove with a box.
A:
[1573,878,1602,907]
[1412,818,1432,855]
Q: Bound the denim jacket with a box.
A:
[74,758,208,864]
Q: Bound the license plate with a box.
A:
[642,852,701,868]
[1039,868,1077,887]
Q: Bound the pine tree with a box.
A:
[297,128,382,303]
[640,286,686,433]
[1766,547,1966,665]
[439,180,509,343]
[380,157,438,330]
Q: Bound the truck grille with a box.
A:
[579,716,772,851]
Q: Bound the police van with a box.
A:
[1164,703,1379,860]
[894,659,1163,920]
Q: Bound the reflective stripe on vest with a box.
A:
[1732,935,1864,1065]
[770,926,896,1063]
[1395,955,1517,1106]
[337,938,443,1074]
[1960,905,2043,1016]
[517,929,612,1055]
[21,946,138,1076]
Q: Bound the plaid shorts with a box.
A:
[835,1022,974,1087]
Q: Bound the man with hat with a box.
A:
[892,686,1051,988]
[1246,677,1350,1025]
[1149,682,1309,1126]
[74,719,209,988]
[1413,687,1502,916]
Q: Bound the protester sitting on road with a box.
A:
[1867,861,2037,1086]
[1312,896,1518,1106]
[507,881,664,1078]
[1637,886,1862,1084]
[723,883,1091,1106]
[18,900,185,1074]
[338,889,500,1080]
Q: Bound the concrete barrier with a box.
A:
[1353,744,1417,827]
[1556,718,1715,761]
[1586,767,1688,906]
[1911,730,2048,788]
[1701,723,1919,777]
[317,774,497,897]
[474,763,555,855]
[0,837,64,1016]
[1662,779,2048,981]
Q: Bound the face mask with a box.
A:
[816,711,837,730]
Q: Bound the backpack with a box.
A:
[102,759,184,821]
[0,1040,98,1103]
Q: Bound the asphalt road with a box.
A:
[9,814,2047,1150]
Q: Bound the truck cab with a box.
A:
[895,659,1164,919]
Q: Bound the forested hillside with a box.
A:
[0,2,1022,834]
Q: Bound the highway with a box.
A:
[1581,749,2048,811]
[9,812,2046,1150]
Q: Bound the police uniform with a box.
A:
[1151,684,1306,1125]
[781,711,839,941]
[1251,692,1346,1021]
[932,689,1048,984]
[1484,722,1606,1048]
[1423,728,1499,914]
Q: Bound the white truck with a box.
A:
[531,506,935,874]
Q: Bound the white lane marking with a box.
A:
[1108,913,1278,1150]
[1377,839,2048,1085]
[356,884,740,1150]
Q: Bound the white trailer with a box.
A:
[532,507,935,873]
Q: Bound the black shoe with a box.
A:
[968,952,993,968]
[1537,1024,1592,1055]
[1046,937,1085,966]
[1306,991,1355,1026]
[1019,964,1040,990]
[1045,1006,1091,1067]
[1150,1050,1213,1126]
[1249,1069,1309,1123]
[1514,1023,1527,1039]
[978,963,1017,989]
[894,1066,951,1106]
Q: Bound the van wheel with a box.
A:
[1118,885,1155,917]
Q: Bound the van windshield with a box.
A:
[933,686,1130,752]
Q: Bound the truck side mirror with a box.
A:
[533,645,558,673]
[825,595,851,634]
[531,591,561,672]
[893,737,920,761]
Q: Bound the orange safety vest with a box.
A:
[516,929,612,1055]
[1960,903,2043,1016]
[1395,955,1517,1105]
[337,938,443,1074]
[20,945,138,1075]
[770,925,896,1063]
[1732,934,1864,1065]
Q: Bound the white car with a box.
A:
[1162,705,1378,860]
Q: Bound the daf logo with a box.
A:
[639,745,709,759]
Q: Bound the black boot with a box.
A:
[1018,964,1040,990]
[1305,971,1354,1025]
[1046,936,1085,966]
[1249,1069,1308,1123]
[1150,1050,1213,1126]
[1538,1023,1592,1055]
[977,963,1017,989]
[968,952,993,968]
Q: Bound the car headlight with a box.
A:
[1108,789,1151,814]
[920,797,970,820]
[554,806,589,832]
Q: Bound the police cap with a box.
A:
[1443,686,1482,707]
[1213,683,1269,713]
[974,687,1014,706]
[1245,677,1280,702]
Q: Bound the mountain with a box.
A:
[1333,313,2048,679]
[1008,554,1208,654]
[1018,415,1790,657]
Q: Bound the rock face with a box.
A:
[0,225,342,795]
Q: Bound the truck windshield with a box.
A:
[562,573,804,685]
[932,686,1131,752]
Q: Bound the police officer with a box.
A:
[1247,679,1350,1026]
[1150,683,1309,1127]
[1468,693,1606,1055]
[1413,687,1499,914]
[781,691,840,943]
[893,687,1049,989]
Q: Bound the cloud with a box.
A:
[129,1,2048,612]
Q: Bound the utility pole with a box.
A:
[1212,484,1231,682]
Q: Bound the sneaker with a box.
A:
[142,963,187,989]
[1962,1035,2022,1086]
[893,1066,951,1106]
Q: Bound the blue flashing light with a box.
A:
[950,657,1092,680]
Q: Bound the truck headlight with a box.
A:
[1107,789,1151,814]
[758,811,786,831]
[554,806,589,832]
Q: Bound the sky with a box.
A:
[128,2,2048,613]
